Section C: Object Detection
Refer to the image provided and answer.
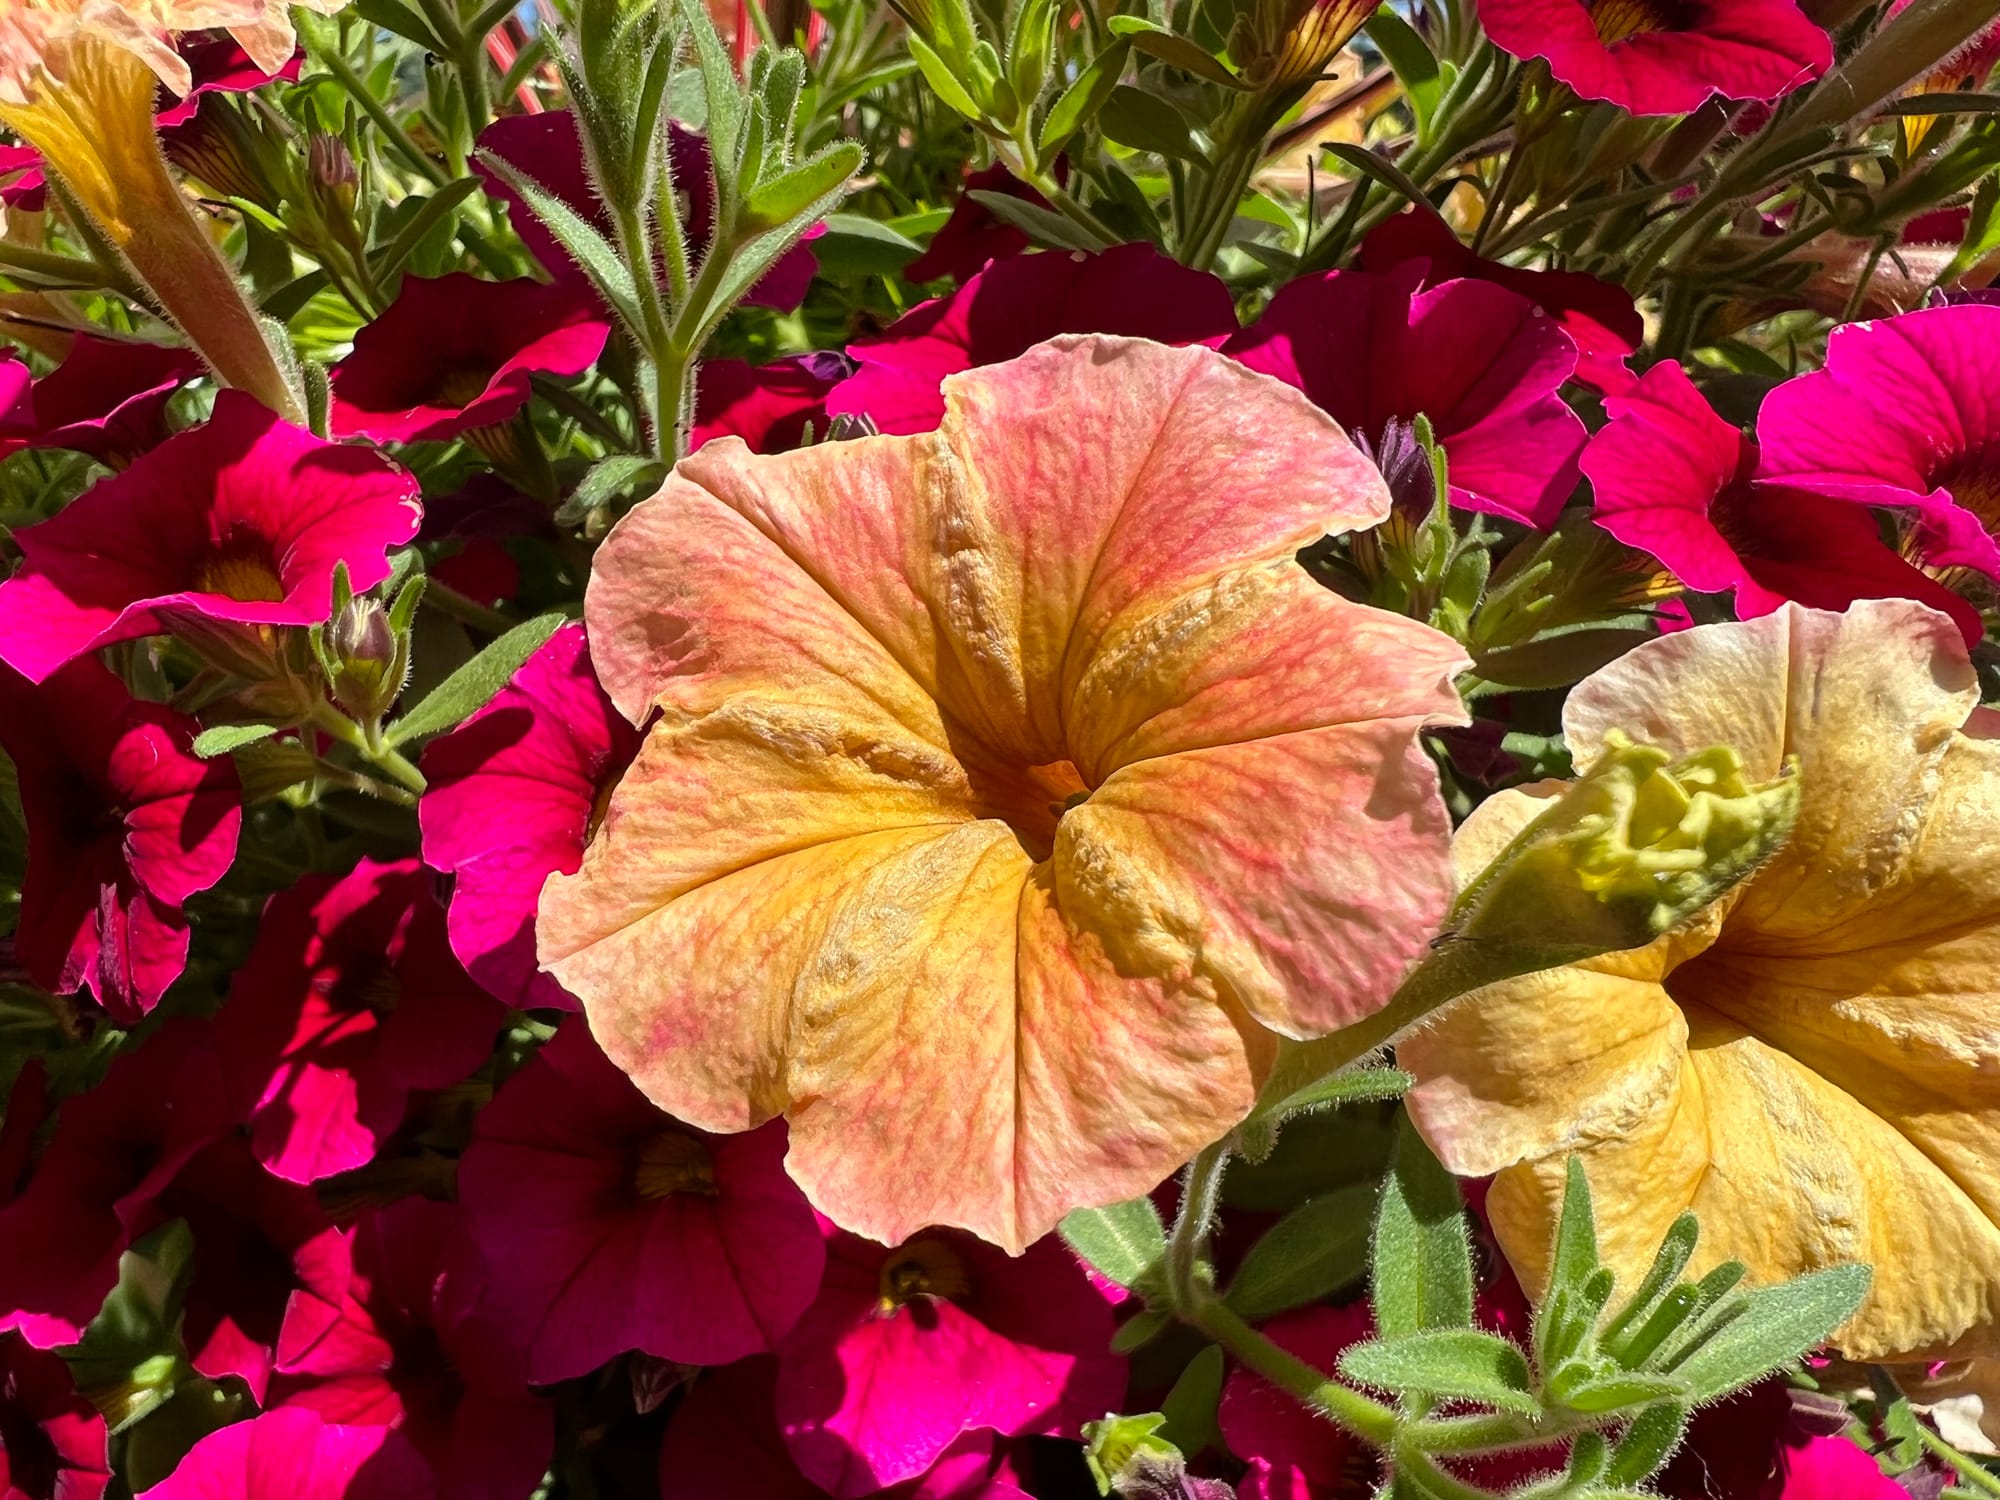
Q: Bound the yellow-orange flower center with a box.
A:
[195,541,286,603]
[435,360,498,411]
[1588,0,1674,43]
[876,1236,972,1313]
[631,1130,717,1201]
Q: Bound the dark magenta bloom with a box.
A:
[139,1408,431,1500]
[330,273,610,445]
[0,334,201,467]
[693,351,851,454]
[1586,360,1980,642]
[1659,1380,1908,1499]
[419,624,640,1011]
[153,36,305,129]
[0,391,421,684]
[216,858,504,1184]
[457,1022,824,1382]
[0,145,44,211]
[1478,0,1830,114]
[0,662,240,1020]
[1225,264,1586,527]
[904,163,1050,284]
[826,243,1239,435]
[0,1335,110,1500]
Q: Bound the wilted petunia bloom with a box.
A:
[329,273,610,445]
[420,624,641,1011]
[0,390,421,684]
[457,1022,824,1382]
[0,661,240,1019]
[139,1407,432,1500]
[1584,360,1980,643]
[539,336,1467,1253]
[0,333,200,467]
[217,858,504,1184]
[1225,264,1587,528]
[1404,599,2000,1363]
[825,244,1238,435]
[1476,0,1830,115]
[0,1334,111,1500]
[774,1224,1124,1497]
[692,351,851,455]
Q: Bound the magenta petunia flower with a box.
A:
[0,662,240,1019]
[1358,210,1642,393]
[419,624,640,1011]
[825,243,1239,435]
[1658,1380,1907,1499]
[329,273,611,445]
[273,1198,555,1500]
[216,857,504,1184]
[0,334,201,467]
[0,1021,230,1348]
[1755,303,2000,580]
[0,390,421,685]
[904,162,1051,285]
[1219,1303,1377,1500]
[0,143,44,210]
[1477,0,1830,115]
[1224,264,1586,527]
[773,1225,1125,1497]
[457,1021,824,1383]
[0,1334,111,1500]
[692,351,851,454]
[1585,360,1981,642]
[140,1407,432,1500]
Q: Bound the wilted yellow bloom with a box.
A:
[1405,600,2000,1363]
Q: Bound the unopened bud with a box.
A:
[308,133,359,217]
[328,596,406,722]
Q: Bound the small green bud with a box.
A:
[328,596,409,724]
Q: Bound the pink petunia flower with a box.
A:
[457,1021,824,1383]
[0,1334,111,1500]
[216,857,504,1184]
[140,1407,432,1500]
[0,333,201,466]
[0,1021,231,1348]
[419,624,640,1011]
[1477,0,1831,115]
[1225,264,1586,527]
[825,243,1239,435]
[0,142,43,210]
[903,162,1052,285]
[329,274,611,445]
[0,661,240,1019]
[1755,303,2000,581]
[273,1198,555,1500]
[773,1225,1125,1497]
[692,351,851,454]
[1658,1379,1907,1498]
[1585,360,1981,642]
[0,390,421,684]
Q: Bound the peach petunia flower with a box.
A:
[539,335,1470,1252]
[1405,599,2000,1363]
[0,1,336,102]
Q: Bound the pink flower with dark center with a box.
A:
[773,1225,1125,1497]
[273,1198,555,1500]
[140,1406,432,1500]
[1477,0,1830,114]
[1756,303,2000,581]
[692,351,851,454]
[216,858,504,1184]
[0,334,201,466]
[329,274,611,445]
[0,1021,230,1348]
[0,390,421,684]
[904,162,1052,285]
[0,1334,110,1500]
[419,624,640,1011]
[825,243,1239,435]
[458,1022,824,1382]
[1586,360,1981,642]
[0,662,240,1020]
[1224,264,1586,527]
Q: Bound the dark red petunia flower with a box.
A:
[153,36,304,129]
[0,335,201,467]
[273,1198,554,1500]
[0,1022,231,1348]
[0,1334,110,1500]
[1585,360,1982,642]
[216,857,504,1184]
[0,662,240,1020]
[329,274,611,445]
[1477,0,1831,115]
[0,390,421,685]
[692,351,851,454]
[1225,263,1587,527]
[457,1022,824,1383]
[904,163,1052,285]
[419,624,640,1011]
[139,1407,432,1500]
[826,243,1239,435]
[1658,1379,1908,1499]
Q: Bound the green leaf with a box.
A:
[1472,627,1661,692]
[1224,1183,1374,1321]
[1037,39,1131,160]
[1006,0,1060,107]
[1263,1066,1413,1123]
[910,32,984,120]
[1603,1401,1689,1487]
[1371,1115,1474,1340]
[369,176,483,282]
[681,0,743,173]
[1159,1345,1225,1456]
[1947,172,2000,283]
[192,724,279,759]
[1339,1330,1539,1416]
[476,152,643,331]
[1060,1196,1167,1287]
[1098,85,1202,161]
[1601,1213,1700,1351]
[1553,1371,1689,1414]
[386,613,566,746]
[743,141,866,232]
[1106,17,1248,89]
[1323,141,1437,215]
[353,0,447,49]
[811,213,924,278]
[557,454,670,529]
[1364,10,1441,131]
[66,1219,197,1433]
[692,172,859,348]
[1666,1265,1870,1400]
[966,188,1102,251]
[1110,1307,1173,1353]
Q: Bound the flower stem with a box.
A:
[309,701,429,795]
[1180,1294,1401,1448]
[1164,1141,1230,1315]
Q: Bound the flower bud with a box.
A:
[328,595,407,723]
[307,131,359,220]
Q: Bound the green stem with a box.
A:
[1164,1141,1230,1315]
[310,702,429,795]
[320,50,449,187]
[312,758,419,807]
[1181,1295,1401,1449]
[1919,1425,2000,1497]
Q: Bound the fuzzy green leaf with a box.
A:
[386,613,566,746]
[1603,1401,1688,1487]
[1339,1330,1539,1416]
[1372,1116,1474,1340]
[1224,1183,1374,1321]
[192,724,279,759]
[1038,39,1130,159]
[1667,1265,1871,1401]
[1159,1345,1225,1457]
[1060,1196,1167,1287]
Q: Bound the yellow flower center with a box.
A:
[876,1235,972,1313]
[1588,0,1674,44]
[1937,452,2000,536]
[631,1130,717,1201]
[436,361,498,411]
[195,542,286,603]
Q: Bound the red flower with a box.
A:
[904,163,1052,285]
[0,662,240,1020]
[457,1022,824,1382]
[153,36,304,129]
[0,1335,110,1500]
[693,351,851,455]
[216,858,504,1184]
[138,1408,430,1500]
[0,334,201,467]
[1477,0,1831,115]
[0,391,421,684]
[329,274,610,445]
